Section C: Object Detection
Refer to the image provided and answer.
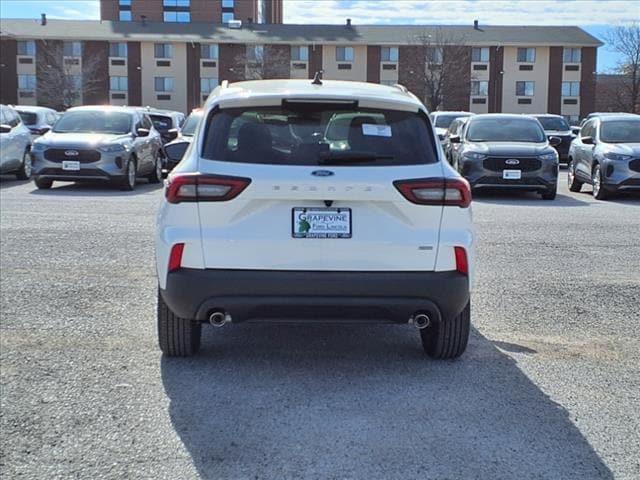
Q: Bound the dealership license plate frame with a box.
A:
[292,207,352,239]
[62,161,81,171]
[503,169,522,180]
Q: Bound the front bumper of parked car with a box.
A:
[600,157,640,192]
[461,156,558,192]
[31,148,131,182]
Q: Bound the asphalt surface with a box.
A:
[1,172,639,479]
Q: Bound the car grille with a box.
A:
[483,157,542,172]
[476,176,547,186]
[44,149,101,163]
[629,159,640,173]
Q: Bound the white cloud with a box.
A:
[284,0,639,26]
[49,2,100,20]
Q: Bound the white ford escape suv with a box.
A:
[156,79,474,359]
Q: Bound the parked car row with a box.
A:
[433,110,639,200]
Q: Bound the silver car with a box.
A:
[31,106,163,190]
[0,104,33,179]
[15,105,60,138]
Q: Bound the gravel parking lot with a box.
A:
[1,173,638,479]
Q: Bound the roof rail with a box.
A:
[393,84,409,94]
[220,80,229,90]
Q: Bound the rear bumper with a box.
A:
[160,269,470,324]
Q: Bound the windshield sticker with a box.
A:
[362,124,392,137]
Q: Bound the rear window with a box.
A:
[17,111,38,125]
[201,105,436,166]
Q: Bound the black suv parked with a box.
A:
[533,114,573,163]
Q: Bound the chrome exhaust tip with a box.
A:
[412,313,431,330]
[209,311,230,327]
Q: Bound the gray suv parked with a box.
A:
[31,106,163,190]
[568,114,640,199]
[451,114,560,200]
[0,104,32,179]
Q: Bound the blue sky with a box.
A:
[1,0,637,72]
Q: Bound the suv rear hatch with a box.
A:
[183,101,452,271]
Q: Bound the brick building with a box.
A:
[0,2,601,121]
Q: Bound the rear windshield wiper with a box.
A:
[318,151,394,165]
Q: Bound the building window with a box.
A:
[17,41,35,56]
[291,46,309,62]
[426,47,443,64]
[110,76,128,91]
[247,45,264,62]
[381,47,399,62]
[119,0,132,21]
[336,46,354,62]
[222,0,234,6]
[18,74,36,91]
[109,43,128,58]
[471,47,489,63]
[201,77,219,93]
[63,42,82,57]
[470,81,488,96]
[154,77,174,92]
[222,12,235,23]
[561,81,580,97]
[516,81,535,96]
[517,48,536,63]
[163,0,190,22]
[154,43,173,58]
[201,44,218,59]
[563,48,581,63]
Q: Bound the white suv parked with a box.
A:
[156,79,474,359]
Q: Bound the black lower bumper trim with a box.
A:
[161,269,470,324]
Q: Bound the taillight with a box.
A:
[168,243,184,272]
[393,177,471,208]
[165,173,251,204]
[454,246,468,275]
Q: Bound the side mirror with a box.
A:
[449,134,461,144]
[0,124,12,134]
[164,141,190,164]
[548,136,562,147]
[570,126,581,136]
[136,127,150,137]
[581,136,594,145]
[166,128,179,141]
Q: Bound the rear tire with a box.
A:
[420,302,470,359]
[567,160,583,192]
[16,150,32,180]
[34,178,53,189]
[157,288,201,357]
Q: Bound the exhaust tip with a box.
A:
[412,313,431,329]
[209,311,230,327]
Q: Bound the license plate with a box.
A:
[503,169,521,180]
[62,161,80,171]
[292,208,352,239]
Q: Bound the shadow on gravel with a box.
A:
[473,190,590,206]
[0,176,31,189]
[574,189,640,205]
[161,325,612,479]
[27,180,162,197]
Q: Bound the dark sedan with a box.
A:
[450,114,560,200]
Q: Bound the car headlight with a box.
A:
[603,152,633,161]
[463,151,487,160]
[538,152,557,161]
[31,143,47,152]
[98,143,127,153]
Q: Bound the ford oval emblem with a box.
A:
[505,159,520,165]
[311,170,334,177]
[65,150,79,156]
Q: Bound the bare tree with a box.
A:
[232,44,291,81]
[407,28,472,111]
[36,41,103,110]
[604,22,640,113]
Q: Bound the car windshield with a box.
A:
[536,116,569,131]
[149,115,173,131]
[53,111,132,134]
[467,118,546,142]
[600,120,640,143]
[434,114,462,129]
[180,112,203,137]
[17,111,38,125]
[202,105,437,166]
